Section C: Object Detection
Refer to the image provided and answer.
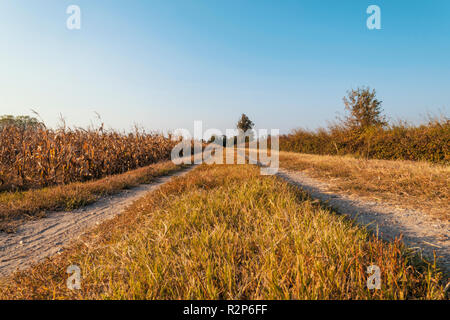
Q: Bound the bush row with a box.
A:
[279,119,449,163]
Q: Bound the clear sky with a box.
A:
[0,0,449,134]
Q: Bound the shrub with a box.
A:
[280,118,449,163]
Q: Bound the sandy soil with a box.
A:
[0,165,196,277]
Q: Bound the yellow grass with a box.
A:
[0,163,446,299]
[279,151,450,220]
[0,160,184,232]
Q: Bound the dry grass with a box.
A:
[0,163,446,300]
[279,151,450,220]
[0,161,184,232]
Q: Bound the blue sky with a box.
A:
[0,0,449,134]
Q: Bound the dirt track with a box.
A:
[242,149,450,276]
[276,169,450,275]
[0,166,196,277]
[1,152,448,279]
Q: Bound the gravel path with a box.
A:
[0,165,196,277]
[276,168,450,276]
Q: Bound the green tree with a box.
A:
[342,87,387,131]
[236,114,255,145]
[0,115,44,130]
[237,114,254,133]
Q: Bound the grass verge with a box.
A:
[0,163,446,299]
[0,160,184,232]
[279,151,450,220]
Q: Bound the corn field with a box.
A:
[0,125,177,191]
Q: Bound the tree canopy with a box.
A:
[237,114,254,133]
[0,115,44,130]
[342,87,386,130]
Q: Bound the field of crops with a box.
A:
[0,125,177,191]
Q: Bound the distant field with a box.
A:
[1,163,446,300]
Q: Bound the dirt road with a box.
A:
[1,152,448,279]
[276,169,450,275]
[242,149,449,276]
[0,166,196,277]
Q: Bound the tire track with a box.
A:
[0,165,197,277]
[244,149,450,276]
